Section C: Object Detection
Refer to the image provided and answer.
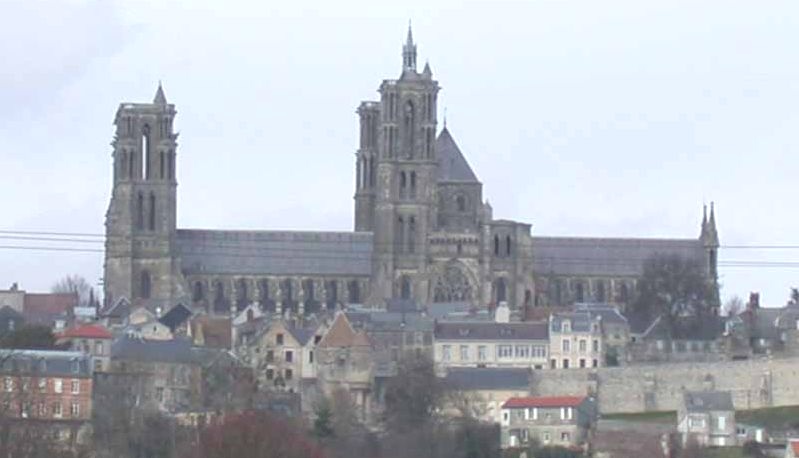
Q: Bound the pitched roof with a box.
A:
[435,321,548,341]
[0,350,92,378]
[176,229,373,276]
[532,236,705,277]
[503,396,586,409]
[683,391,734,412]
[444,368,530,391]
[436,128,479,183]
[159,303,193,331]
[318,312,370,348]
[22,293,77,326]
[111,335,197,364]
[59,323,113,339]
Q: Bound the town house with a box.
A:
[500,395,597,449]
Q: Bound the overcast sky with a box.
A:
[1,0,797,306]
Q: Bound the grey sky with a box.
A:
[1,0,797,305]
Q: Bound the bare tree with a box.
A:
[51,275,96,307]
[724,296,744,317]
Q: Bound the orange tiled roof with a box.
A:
[59,323,112,339]
[791,439,799,455]
[503,396,586,409]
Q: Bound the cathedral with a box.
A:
[103,28,719,315]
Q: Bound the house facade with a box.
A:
[434,321,549,370]
[677,391,736,447]
[500,395,597,449]
[57,323,114,373]
[549,312,604,369]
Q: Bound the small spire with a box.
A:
[709,202,716,226]
[402,21,417,72]
[153,81,167,105]
[443,107,447,129]
[422,60,432,78]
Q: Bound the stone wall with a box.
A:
[530,356,799,414]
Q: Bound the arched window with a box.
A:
[149,193,156,231]
[619,282,629,303]
[192,281,205,302]
[213,281,226,313]
[399,172,407,199]
[303,279,317,313]
[140,271,151,299]
[397,216,405,252]
[400,276,411,300]
[369,157,376,187]
[282,279,294,311]
[129,150,135,180]
[136,193,144,230]
[141,124,150,180]
[408,216,416,253]
[326,281,338,308]
[495,278,507,303]
[348,280,360,304]
[236,278,248,311]
[168,150,174,180]
[258,279,271,310]
[403,100,415,158]
[410,172,417,198]
[456,195,466,212]
[596,281,605,302]
[575,281,585,303]
[159,151,165,179]
[493,235,500,256]
[554,279,563,306]
[506,235,512,256]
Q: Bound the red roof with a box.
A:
[503,396,586,409]
[791,439,799,455]
[23,293,77,315]
[59,323,113,339]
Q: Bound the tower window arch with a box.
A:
[141,124,150,180]
[129,149,135,180]
[397,216,405,252]
[493,235,500,256]
[456,195,466,212]
[192,281,205,302]
[136,193,145,230]
[408,216,416,253]
[148,193,156,231]
[495,278,507,303]
[399,172,407,199]
[403,100,415,159]
[140,271,152,299]
[410,172,417,198]
[159,151,165,179]
[400,276,411,300]
[168,150,175,180]
[506,235,512,256]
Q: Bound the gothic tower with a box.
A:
[366,26,440,304]
[104,84,183,306]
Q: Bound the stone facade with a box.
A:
[103,27,719,315]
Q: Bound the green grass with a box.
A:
[736,405,799,431]
[601,410,676,423]
[698,447,745,458]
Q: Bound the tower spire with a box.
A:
[402,21,417,73]
[153,81,167,105]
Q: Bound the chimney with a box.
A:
[748,292,760,311]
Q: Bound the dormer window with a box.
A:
[562,320,571,333]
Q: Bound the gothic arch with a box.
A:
[192,281,205,302]
[213,280,227,313]
[236,278,248,311]
[494,277,507,304]
[140,271,152,299]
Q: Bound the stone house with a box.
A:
[573,303,630,365]
[628,315,727,363]
[57,323,113,372]
[443,367,530,424]
[106,336,202,412]
[347,303,435,364]
[500,395,597,449]
[0,349,93,445]
[315,312,375,422]
[549,312,604,369]
[245,318,321,395]
[677,391,736,447]
[434,318,549,370]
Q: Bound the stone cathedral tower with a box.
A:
[104,84,184,306]
[357,26,441,303]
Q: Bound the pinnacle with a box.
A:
[153,81,167,105]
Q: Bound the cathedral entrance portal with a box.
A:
[432,264,475,303]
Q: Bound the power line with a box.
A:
[0,235,104,244]
[0,245,103,253]
[0,230,103,238]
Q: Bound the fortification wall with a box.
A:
[530,356,799,414]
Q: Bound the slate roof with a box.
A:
[532,236,705,277]
[288,327,316,346]
[503,396,586,409]
[346,309,434,333]
[159,303,193,331]
[111,335,197,364]
[643,315,726,341]
[435,321,548,341]
[573,304,629,327]
[176,229,373,276]
[683,391,734,412]
[444,368,530,391]
[436,128,479,183]
[550,311,600,333]
[0,350,91,378]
